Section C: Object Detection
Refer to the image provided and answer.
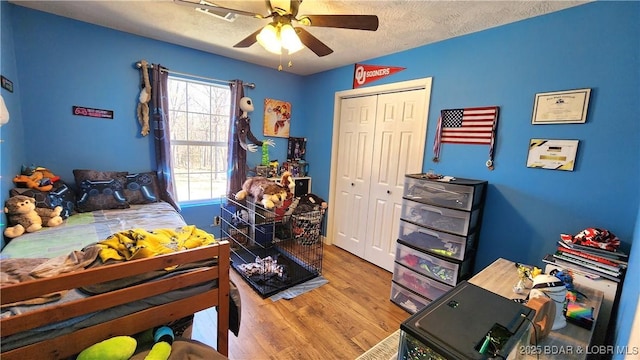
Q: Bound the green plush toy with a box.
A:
[77,327,174,360]
[76,336,137,360]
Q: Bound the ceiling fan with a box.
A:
[174,0,379,57]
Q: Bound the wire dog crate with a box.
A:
[221,197,324,297]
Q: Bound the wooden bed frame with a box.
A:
[0,240,231,360]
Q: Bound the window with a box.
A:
[167,76,231,203]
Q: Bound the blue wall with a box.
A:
[0,1,27,248]
[306,2,639,270]
[2,0,638,351]
[5,3,306,239]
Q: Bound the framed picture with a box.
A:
[287,137,307,160]
[263,98,291,137]
[531,88,591,124]
[527,139,579,171]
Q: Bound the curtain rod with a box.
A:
[135,62,256,89]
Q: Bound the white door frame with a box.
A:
[327,77,433,246]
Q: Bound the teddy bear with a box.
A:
[4,195,64,238]
[235,176,288,209]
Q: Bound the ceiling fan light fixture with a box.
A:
[280,24,303,54]
[256,23,282,54]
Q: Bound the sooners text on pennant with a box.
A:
[353,64,406,88]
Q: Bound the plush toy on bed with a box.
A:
[235,175,288,209]
[12,165,60,192]
[3,195,64,238]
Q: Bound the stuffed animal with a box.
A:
[137,59,151,136]
[4,195,64,238]
[13,174,53,191]
[77,326,173,360]
[76,336,138,360]
[13,166,60,192]
[235,176,288,209]
[279,171,296,198]
[76,325,221,360]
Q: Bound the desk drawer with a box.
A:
[390,281,431,314]
[403,177,477,211]
[392,262,453,299]
[398,220,475,261]
[400,199,479,236]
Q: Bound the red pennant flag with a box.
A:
[353,64,406,88]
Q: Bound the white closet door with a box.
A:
[332,95,377,257]
[363,90,428,271]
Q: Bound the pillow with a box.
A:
[124,172,161,204]
[9,181,76,219]
[73,169,129,212]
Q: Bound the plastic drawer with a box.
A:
[392,262,454,298]
[390,281,431,314]
[398,220,475,261]
[403,175,486,211]
[395,242,471,286]
[400,199,479,236]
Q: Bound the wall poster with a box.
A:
[263,98,291,138]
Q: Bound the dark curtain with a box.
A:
[226,80,245,198]
[151,64,180,211]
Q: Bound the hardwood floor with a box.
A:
[197,244,410,360]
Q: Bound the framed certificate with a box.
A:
[531,88,591,124]
[527,139,579,171]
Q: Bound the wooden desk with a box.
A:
[469,258,604,359]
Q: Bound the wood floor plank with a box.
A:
[222,244,410,359]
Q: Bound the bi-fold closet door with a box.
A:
[332,86,430,272]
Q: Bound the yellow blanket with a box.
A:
[97,225,216,262]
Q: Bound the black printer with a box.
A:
[398,281,535,360]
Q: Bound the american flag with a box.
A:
[439,107,498,144]
[433,106,499,166]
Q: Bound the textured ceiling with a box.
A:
[10,0,589,75]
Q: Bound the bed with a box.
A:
[0,201,232,360]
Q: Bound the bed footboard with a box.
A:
[0,240,230,359]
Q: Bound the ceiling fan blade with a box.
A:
[234,28,263,48]
[302,15,379,31]
[173,0,264,18]
[295,27,333,57]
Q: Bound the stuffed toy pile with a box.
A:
[12,165,60,192]
[75,326,222,360]
[77,327,172,360]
